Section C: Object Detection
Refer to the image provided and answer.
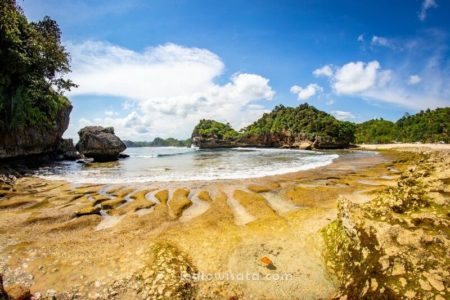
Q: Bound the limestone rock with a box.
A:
[0,105,72,159]
[76,126,127,162]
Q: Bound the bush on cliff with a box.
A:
[0,0,76,130]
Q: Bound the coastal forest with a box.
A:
[124,138,191,148]
[0,0,75,131]
[193,105,450,146]
[356,107,450,144]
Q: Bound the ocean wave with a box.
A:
[232,147,323,154]
[36,152,339,184]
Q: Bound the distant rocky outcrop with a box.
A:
[191,104,355,149]
[76,126,127,162]
[0,105,72,160]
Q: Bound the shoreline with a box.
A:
[0,148,430,299]
[357,143,450,151]
[31,148,378,186]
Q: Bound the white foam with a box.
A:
[35,147,340,184]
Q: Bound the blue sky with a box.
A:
[21,0,450,140]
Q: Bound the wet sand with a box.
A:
[0,150,405,299]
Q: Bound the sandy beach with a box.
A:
[0,149,401,299]
[358,143,450,151]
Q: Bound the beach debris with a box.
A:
[260,256,275,269]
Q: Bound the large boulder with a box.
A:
[76,126,127,162]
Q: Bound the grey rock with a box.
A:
[76,126,127,162]
[0,105,72,159]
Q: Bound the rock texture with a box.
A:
[192,132,351,149]
[323,151,450,299]
[76,126,127,162]
[56,138,81,160]
[0,105,72,160]
[135,242,197,300]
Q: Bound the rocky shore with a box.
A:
[0,149,448,299]
[323,150,450,299]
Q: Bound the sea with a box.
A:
[33,147,372,184]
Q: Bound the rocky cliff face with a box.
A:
[192,132,350,149]
[0,105,72,160]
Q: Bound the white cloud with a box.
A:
[317,30,450,110]
[324,59,448,110]
[313,65,333,77]
[357,34,365,42]
[408,75,422,85]
[419,0,438,21]
[371,36,393,48]
[325,99,334,105]
[65,41,275,140]
[331,111,355,121]
[290,84,322,100]
[332,61,383,94]
[104,110,119,117]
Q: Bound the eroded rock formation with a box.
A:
[75,126,127,162]
[0,105,72,160]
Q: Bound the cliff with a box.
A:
[0,105,72,160]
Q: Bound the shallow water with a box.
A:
[262,192,300,214]
[228,193,256,225]
[96,211,125,231]
[34,147,343,184]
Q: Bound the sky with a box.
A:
[21,0,450,141]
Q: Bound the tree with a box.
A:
[0,0,76,130]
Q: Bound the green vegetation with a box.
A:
[0,0,76,130]
[355,119,397,144]
[191,104,356,145]
[192,119,239,140]
[356,108,450,144]
[396,108,449,143]
[242,104,355,144]
[124,138,191,147]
